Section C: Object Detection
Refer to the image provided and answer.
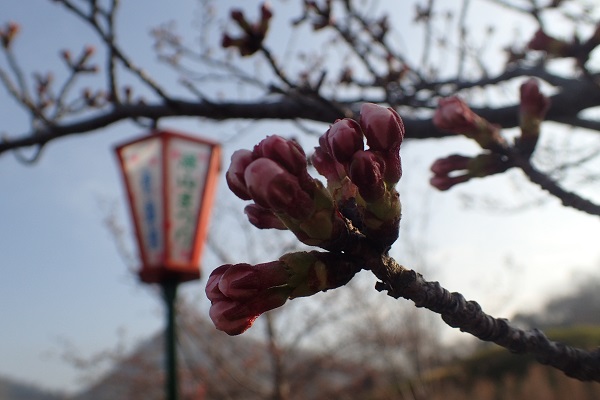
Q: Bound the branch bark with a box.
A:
[371,256,600,382]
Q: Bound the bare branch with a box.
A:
[371,257,600,382]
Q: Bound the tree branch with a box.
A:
[371,256,600,382]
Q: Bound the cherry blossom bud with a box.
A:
[430,154,471,176]
[244,204,288,230]
[205,251,359,335]
[61,49,72,63]
[433,97,479,133]
[359,103,404,152]
[311,145,346,183]
[206,263,290,335]
[325,119,364,163]
[258,2,273,36]
[244,158,315,219]
[528,29,571,57]
[226,149,254,200]
[230,9,251,32]
[380,152,402,185]
[0,22,20,49]
[218,262,290,300]
[518,78,550,155]
[205,265,232,302]
[430,174,470,191]
[83,45,95,58]
[434,97,505,150]
[253,135,307,177]
[205,251,360,335]
[520,78,550,119]
[221,33,236,49]
[348,150,385,202]
[209,286,289,335]
[429,153,509,191]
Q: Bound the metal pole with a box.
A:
[162,280,179,400]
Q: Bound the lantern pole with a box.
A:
[162,279,179,400]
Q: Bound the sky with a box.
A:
[1,0,600,395]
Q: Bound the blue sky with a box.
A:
[1,0,600,394]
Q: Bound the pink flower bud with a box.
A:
[253,135,307,177]
[359,103,404,151]
[261,2,273,21]
[206,265,231,302]
[380,152,402,185]
[528,29,570,56]
[244,204,288,230]
[206,262,291,335]
[226,149,254,200]
[429,153,508,190]
[311,145,346,182]
[518,78,550,155]
[218,262,290,299]
[83,45,95,58]
[208,300,256,335]
[258,2,273,36]
[429,154,471,191]
[61,49,72,63]
[434,97,505,150]
[230,9,247,25]
[430,174,470,191]
[348,150,386,202]
[324,119,364,163]
[244,158,314,219]
[430,154,471,176]
[205,251,361,335]
[208,290,288,335]
[433,97,478,133]
[520,78,550,120]
[221,33,235,48]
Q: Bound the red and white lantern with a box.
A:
[115,130,221,284]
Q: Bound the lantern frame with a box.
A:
[114,129,221,284]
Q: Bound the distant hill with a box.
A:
[0,375,65,400]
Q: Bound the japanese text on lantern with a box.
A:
[119,137,164,267]
[167,139,210,264]
[141,168,160,251]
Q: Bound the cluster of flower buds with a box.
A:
[430,153,509,191]
[430,79,550,190]
[518,78,550,156]
[313,103,404,250]
[206,251,359,335]
[213,103,406,334]
[222,3,272,56]
[61,45,98,73]
[226,135,348,250]
[433,97,506,151]
[0,22,19,49]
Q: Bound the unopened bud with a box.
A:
[244,204,287,230]
[226,149,254,200]
[348,150,386,202]
[359,103,404,152]
[325,119,364,163]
